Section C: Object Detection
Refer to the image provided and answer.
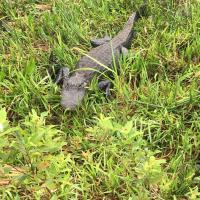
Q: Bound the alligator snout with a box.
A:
[61,88,86,110]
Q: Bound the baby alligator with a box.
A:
[56,7,144,110]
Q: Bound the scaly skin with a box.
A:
[61,10,142,110]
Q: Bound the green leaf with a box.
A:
[25,58,36,75]
[0,107,9,132]
[120,120,133,135]
[97,114,114,130]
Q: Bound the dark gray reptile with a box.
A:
[56,8,144,110]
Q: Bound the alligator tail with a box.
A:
[124,4,147,28]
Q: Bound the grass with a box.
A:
[0,0,199,199]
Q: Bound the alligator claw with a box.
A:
[98,80,112,98]
[55,67,70,84]
[90,35,111,47]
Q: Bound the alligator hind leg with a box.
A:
[98,80,112,98]
[90,35,111,47]
[55,67,70,84]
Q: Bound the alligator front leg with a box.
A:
[98,80,112,98]
[90,35,111,47]
[55,67,70,84]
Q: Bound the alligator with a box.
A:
[56,7,144,110]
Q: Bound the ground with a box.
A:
[0,0,199,199]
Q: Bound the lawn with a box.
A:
[0,0,199,199]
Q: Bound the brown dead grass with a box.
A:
[35,4,52,11]
[0,164,27,186]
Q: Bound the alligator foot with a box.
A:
[55,67,70,84]
[98,80,112,98]
[90,35,111,47]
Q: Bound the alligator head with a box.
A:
[61,73,88,110]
